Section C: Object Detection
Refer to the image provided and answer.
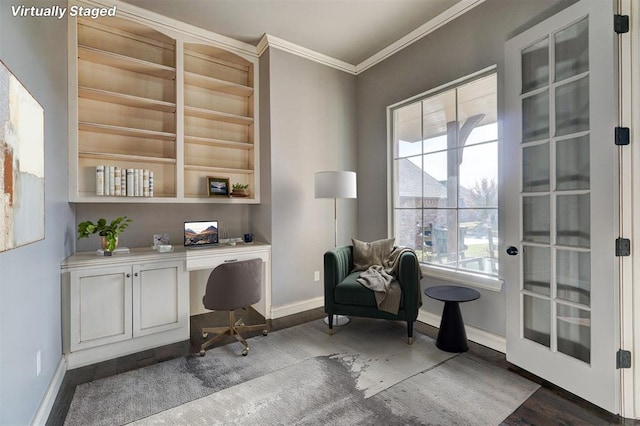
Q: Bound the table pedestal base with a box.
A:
[436,301,469,353]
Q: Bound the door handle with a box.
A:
[506,246,519,256]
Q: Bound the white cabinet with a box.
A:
[133,262,184,337]
[62,244,272,369]
[62,252,188,368]
[70,265,132,351]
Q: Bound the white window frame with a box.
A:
[387,65,503,292]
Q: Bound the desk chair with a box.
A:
[200,258,268,356]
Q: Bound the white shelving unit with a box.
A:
[68,9,259,203]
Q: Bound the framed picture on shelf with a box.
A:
[207,176,230,196]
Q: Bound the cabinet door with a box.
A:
[132,261,187,337]
[70,266,132,351]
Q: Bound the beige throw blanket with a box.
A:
[356,247,422,315]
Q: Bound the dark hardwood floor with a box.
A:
[48,309,638,425]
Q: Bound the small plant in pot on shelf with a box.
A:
[231,183,250,197]
[77,216,132,253]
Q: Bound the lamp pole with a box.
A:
[314,171,356,327]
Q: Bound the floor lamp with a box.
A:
[315,170,357,326]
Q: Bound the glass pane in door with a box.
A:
[523,246,551,296]
[523,294,550,347]
[522,91,550,142]
[523,195,550,244]
[556,135,589,190]
[556,303,590,363]
[555,18,588,82]
[522,143,550,192]
[555,76,589,136]
[522,38,549,93]
[556,249,590,305]
[556,194,590,248]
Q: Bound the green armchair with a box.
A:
[323,245,421,344]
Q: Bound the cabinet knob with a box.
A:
[134,272,139,277]
[126,273,131,278]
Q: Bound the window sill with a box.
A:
[420,264,503,292]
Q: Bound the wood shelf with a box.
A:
[79,87,176,112]
[183,135,253,150]
[183,164,254,174]
[184,106,253,125]
[79,122,176,141]
[184,72,253,97]
[73,194,178,203]
[78,151,176,165]
[78,45,176,79]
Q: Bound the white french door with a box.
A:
[504,0,618,413]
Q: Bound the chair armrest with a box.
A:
[397,251,421,315]
[324,245,353,303]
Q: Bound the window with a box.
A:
[390,71,498,280]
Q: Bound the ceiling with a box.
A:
[120,0,467,66]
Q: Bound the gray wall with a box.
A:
[74,204,251,251]
[0,1,74,424]
[264,48,357,308]
[356,0,576,336]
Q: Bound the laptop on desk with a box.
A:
[184,220,219,249]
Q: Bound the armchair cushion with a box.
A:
[334,271,404,309]
[351,237,395,271]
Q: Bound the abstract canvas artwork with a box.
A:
[0,60,45,252]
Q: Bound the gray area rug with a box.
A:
[65,318,538,425]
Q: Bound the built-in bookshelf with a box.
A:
[69,11,259,203]
[183,43,255,200]
[72,16,177,201]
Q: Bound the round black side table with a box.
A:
[424,285,480,353]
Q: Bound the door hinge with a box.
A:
[617,350,631,369]
[615,127,630,146]
[615,15,630,34]
[615,238,631,257]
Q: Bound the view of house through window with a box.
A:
[391,72,498,276]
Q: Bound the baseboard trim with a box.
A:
[271,296,324,319]
[417,310,506,353]
[31,356,66,426]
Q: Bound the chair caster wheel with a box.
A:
[241,349,248,356]
[262,330,268,336]
[202,332,208,339]
[199,350,205,357]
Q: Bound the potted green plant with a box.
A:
[77,216,132,253]
[231,183,250,197]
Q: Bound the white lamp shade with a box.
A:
[314,171,357,199]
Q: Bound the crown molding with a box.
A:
[258,0,484,75]
[258,34,357,75]
[80,0,483,73]
[355,0,485,73]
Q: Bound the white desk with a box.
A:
[61,243,271,369]
[184,242,271,319]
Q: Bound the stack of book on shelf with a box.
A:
[96,165,154,197]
